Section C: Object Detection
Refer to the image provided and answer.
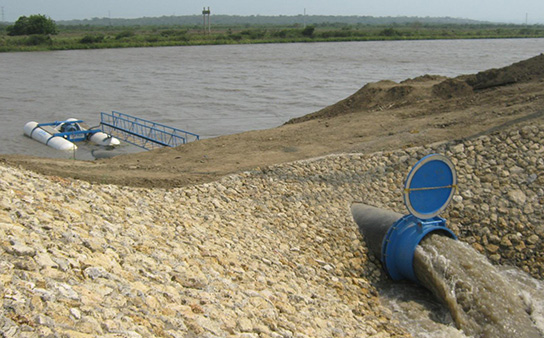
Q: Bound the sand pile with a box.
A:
[287,53,544,124]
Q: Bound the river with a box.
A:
[1,38,543,159]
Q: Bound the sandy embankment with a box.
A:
[2,54,544,189]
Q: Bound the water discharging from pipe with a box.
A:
[350,152,544,336]
[413,234,543,337]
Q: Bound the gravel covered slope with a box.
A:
[0,121,542,337]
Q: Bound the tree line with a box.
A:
[2,13,543,52]
[57,14,484,28]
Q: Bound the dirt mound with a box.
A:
[286,77,444,124]
[286,53,544,125]
[432,78,474,99]
[463,53,544,90]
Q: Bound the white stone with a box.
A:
[508,189,527,205]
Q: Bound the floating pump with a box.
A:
[351,154,458,283]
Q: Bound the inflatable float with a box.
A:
[24,118,120,151]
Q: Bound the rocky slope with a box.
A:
[0,119,542,337]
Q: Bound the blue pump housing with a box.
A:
[381,154,458,283]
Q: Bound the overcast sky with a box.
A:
[1,0,543,24]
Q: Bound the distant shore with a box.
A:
[1,22,544,52]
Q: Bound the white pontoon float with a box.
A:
[24,118,120,151]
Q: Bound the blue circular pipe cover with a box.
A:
[404,154,457,220]
[381,214,457,283]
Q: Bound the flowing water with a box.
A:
[382,234,544,337]
[1,38,544,159]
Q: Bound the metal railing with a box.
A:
[100,111,199,150]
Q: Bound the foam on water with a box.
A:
[380,282,468,337]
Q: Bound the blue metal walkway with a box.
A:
[100,111,199,150]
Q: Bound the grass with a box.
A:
[1,23,543,52]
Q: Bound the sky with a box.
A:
[1,0,543,24]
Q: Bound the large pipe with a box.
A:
[354,204,544,336]
[351,202,456,283]
[351,203,403,258]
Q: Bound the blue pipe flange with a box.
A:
[381,214,457,282]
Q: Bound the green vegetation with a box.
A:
[1,14,543,52]
[6,14,58,36]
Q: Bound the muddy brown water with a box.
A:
[413,234,543,337]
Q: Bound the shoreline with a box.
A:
[3,54,544,189]
[2,30,543,53]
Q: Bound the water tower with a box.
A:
[202,7,211,34]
